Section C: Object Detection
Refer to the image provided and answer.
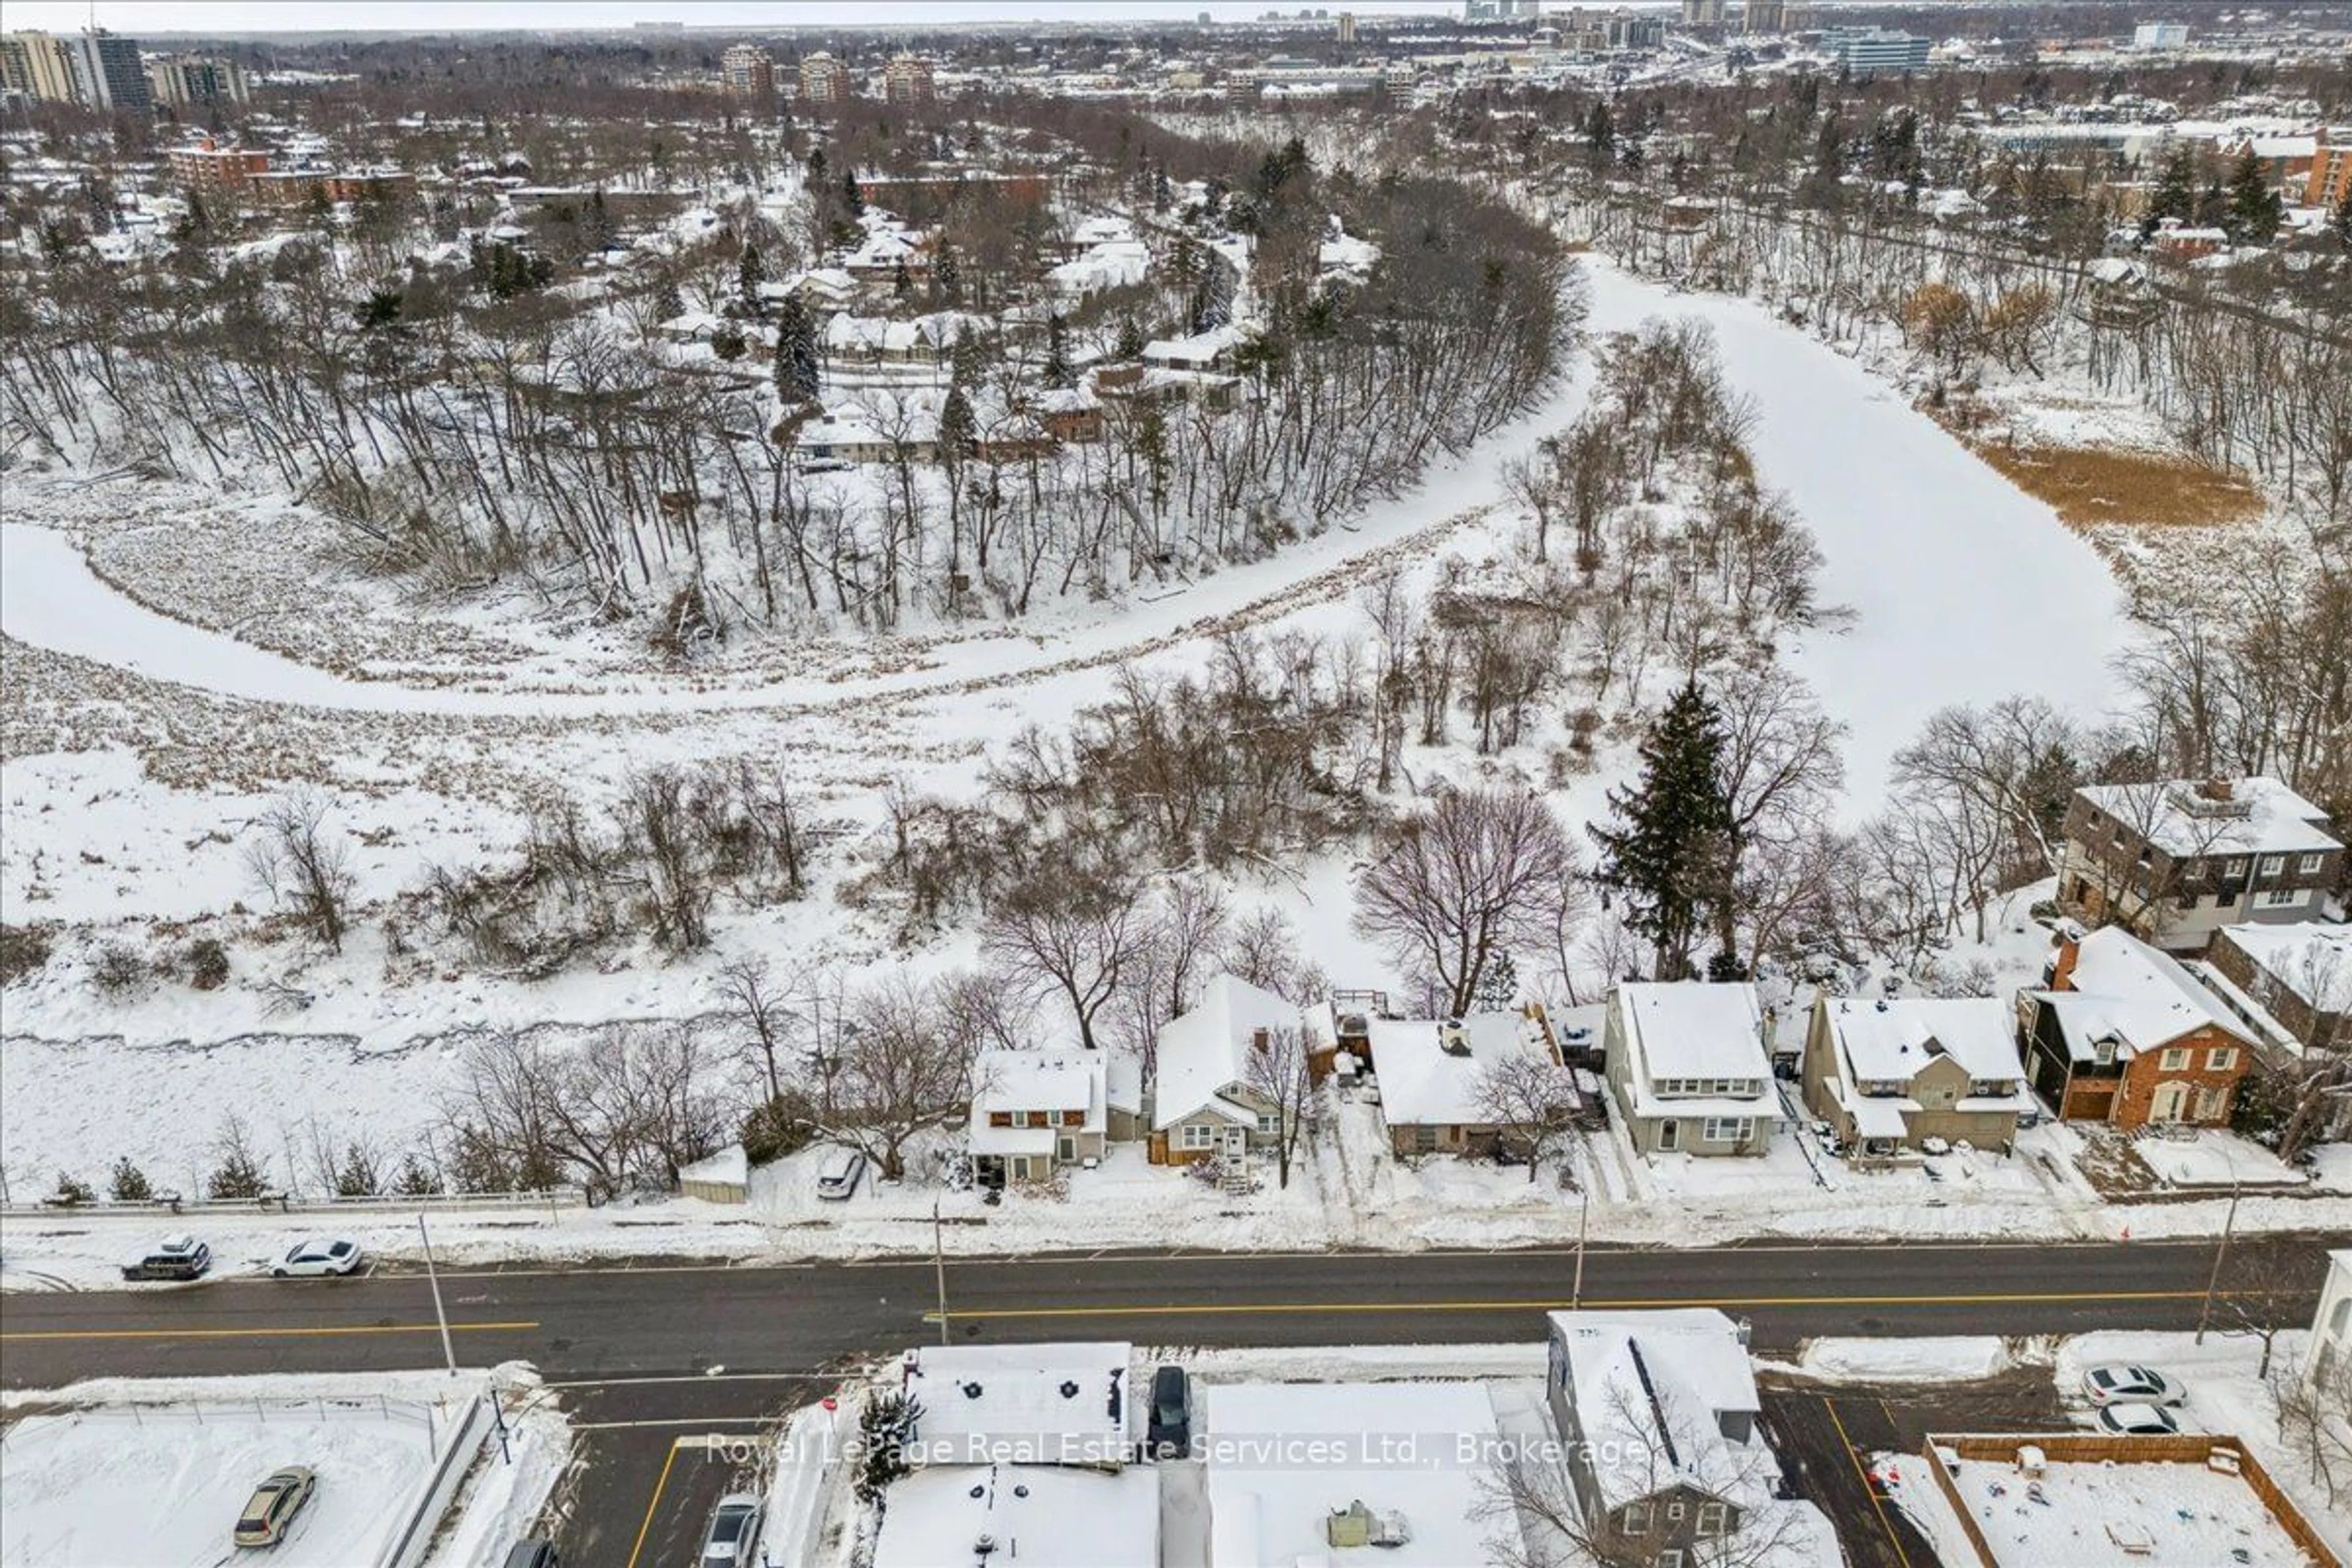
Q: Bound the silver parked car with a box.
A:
[2095,1401,2182,1436]
[2081,1365,2185,1407]
[699,1494,764,1568]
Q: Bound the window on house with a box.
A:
[1702,1118,1754,1144]
[1621,1503,1651,1536]
[1256,1113,1280,1136]
[1063,1110,1085,1128]
[1697,1502,1727,1536]
[1179,1123,1214,1150]
[1657,1551,1684,1568]
[2260,854,2286,875]
[2299,853,2326,874]
[2206,1047,2238,1072]
[2258,889,2306,910]
[2160,1048,2191,1071]
[1667,1501,1686,1521]
[989,1111,1014,1128]
[2094,1041,2117,1066]
[2223,857,2248,878]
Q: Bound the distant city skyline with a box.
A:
[0,0,1517,37]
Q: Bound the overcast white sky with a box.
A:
[0,0,1550,36]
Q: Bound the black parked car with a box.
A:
[1147,1364,1192,1459]
[121,1234,212,1281]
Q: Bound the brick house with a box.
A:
[2056,777,2343,952]
[2204,922,2352,1057]
[2016,927,2258,1129]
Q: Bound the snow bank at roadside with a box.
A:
[1784,1336,2012,1382]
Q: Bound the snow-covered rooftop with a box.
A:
[2078,778,2342,859]
[1548,1308,1770,1514]
[2037,926,2245,1062]
[1153,974,1314,1130]
[873,1464,1158,1568]
[1371,1011,1565,1128]
[903,1341,1132,1467]
[2216,922,2352,1013]
[1818,997,2025,1088]
[1612,982,1773,1084]
[1205,1381,1499,1567]
[970,1050,1104,1157]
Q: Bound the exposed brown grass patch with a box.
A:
[1966,441,2263,529]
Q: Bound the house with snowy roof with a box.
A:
[968,1050,1111,1186]
[1544,1309,1779,1568]
[872,1464,1158,1568]
[2017,925,2258,1129]
[1367,1008,1574,1157]
[1148,974,1320,1166]
[2206,921,2352,1056]
[1602,983,1781,1158]
[2057,775,2342,952]
[1801,996,2030,1161]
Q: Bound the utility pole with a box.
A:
[932,1197,951,1346]
[2195,1175,2242,1345]
[418,1212,458,1376]
[1572,1180,1591,1310]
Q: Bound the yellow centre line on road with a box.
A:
[924,1289,2210,1322]
[1826,1395,1913,1568]
[0,1320,541,1343]
[626,1438,685,1568]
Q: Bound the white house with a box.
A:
[1545,1309,1790,1568]
[1602,983,1781,1157]
[2312,1248,2352,1390]
[969,1050,1109,1185]
[1150,974,1319,1166]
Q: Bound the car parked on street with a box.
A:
[2081,1365,2185,1407]
[2095,1401,2182,1436]
[699,1494,764,1568]
[500,1541,560,1568]
[271,1237,366,1278]
[1147,1364,1192,1459]
[121,1234,212,1281]
[232,1466,316,1548]
[815,1149,865,1201]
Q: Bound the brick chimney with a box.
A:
[2049,935,2082,992]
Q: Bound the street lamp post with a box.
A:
[418,1212,458,1377]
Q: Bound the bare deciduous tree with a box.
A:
[246,789,355,954]
[821,974,978,1180]
[1243,1023,1322,1191]
[1355,786,1577,1017]
[982,869,1153,1051]
[1471,1054,1583,1183]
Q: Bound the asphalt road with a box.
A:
[4,1234,2340,1568]
[2,1234,2335,1387]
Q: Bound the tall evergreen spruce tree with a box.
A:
[1591,680,1732,979]
[772,295,821,404]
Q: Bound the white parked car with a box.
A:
[2095,1401,2182,1436]
[271,1237,367,1278]
[2081,1365,2185,1407]
[815,1149,866,1201]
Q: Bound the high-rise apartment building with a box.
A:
[1,29,99,106]
[148,55,249,107]
[1335,12,1357,43]
[798,50,849,107]
[1742,0,1786,32]
[1682,0,1725,28]
[720,42,774,99]
[883,53,934,105]
[71,28,151,111]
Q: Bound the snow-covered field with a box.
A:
[0,1366,564,1568]
[6,255,2323,1277]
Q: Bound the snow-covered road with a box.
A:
[2,263,2135,807]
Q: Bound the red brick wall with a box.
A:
[2111,1024,2248,1130]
